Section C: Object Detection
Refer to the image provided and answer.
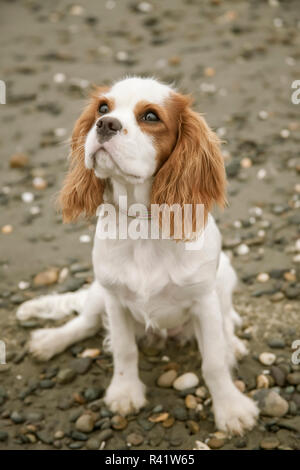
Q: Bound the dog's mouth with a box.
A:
[92,145,142,181]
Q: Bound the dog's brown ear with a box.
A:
[151,93,226,237]
[59,89,106,223]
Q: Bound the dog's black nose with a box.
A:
[96,117,122,142]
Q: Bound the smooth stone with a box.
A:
[268,338,285,349]
[84,387,103,402]
[10,411,25,424]
[260,437,280,450]
[253,390,289,417]
[259,352,276,366]
[157,369,177,388]
[287,372,300,385]
[186,420,199,434]
[270,366,286,387]
[33,268,59,286]
[98,429,113,441]
[86,437,101,450]
[277,417,300,433]
[193,440,211,450]
[173,407,188,421]
[71,431,88,441]
[56,368,76,384]
[173,373,199,391]
[75,414,94,433]
[207,437,225,449]
[69,357,92,375]
[0,431,8,442]
[36,431,53,445]
[111,415,128,430]
[185,394,198,409]
[126,432,144,446]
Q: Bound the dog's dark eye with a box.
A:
[99,103,109,114]
[142,111,159,122]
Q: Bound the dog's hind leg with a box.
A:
[26,281,104,361]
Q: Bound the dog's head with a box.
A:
[59,77,226,229]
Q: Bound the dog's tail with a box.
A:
[16,289,88,322]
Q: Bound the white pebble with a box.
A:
[236,244,249,256]
[259,352,276,366]
[295,239,300,252]
[79,234,91,244]
[280,129,290,138]
[258,110,269,120]
[54,128,67,137]
[137,2,153,13]
[257,168,267,180]
[29,206,41,215]
[18,281,30,290]
[193,440,211,451]
[173,372,199,391]
[273,17,283,28]
[53,73,66,84]
[256,272,270,283]
[106,0,116,9]
[21,192,34,203]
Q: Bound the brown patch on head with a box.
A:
[58,85,111,222]
[150,91,227,238]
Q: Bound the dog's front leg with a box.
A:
[191,290,259,435]
[104,294,147,416]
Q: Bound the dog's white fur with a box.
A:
[17,77,258,435]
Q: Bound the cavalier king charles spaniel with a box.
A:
[17,77,259,435]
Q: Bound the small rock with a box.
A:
[57,368,76,384]
[185,394,198,409]
[234,380,246,393]
[126,432,144,446]
[195,386,208,399]
[235,244,249,256]
[173,407,188,421]
[71,430,88,441]
[111,415,127,430]
[186,420,199,434]
[256,273,270,283]
[253,389,289,417]
[270,366,286,387]
[75,414,95,433]
[173,372,199,391]
[162,416,175,428]
[257,375,269,389]
[80,348,101,358]
[149,412,169,423]
[69,357,92,375]
[270,292,285,303]
[260,436,280,450]
[84,387,103,402]
[0,431,8,442]
[2,225,13,234]
[259,352,276,366]
[193,440,211,450]
[33,268,59,287]
[267,338,285,348]
[10,411,25,424]
[287,372,300,385]
[54,430,64,439]
[86,437,100,450]
[98,429,113,442]
[207,437,225,449]
[157,369,177,388]
[10,153,29,168]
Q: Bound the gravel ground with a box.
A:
[0,0,300,450]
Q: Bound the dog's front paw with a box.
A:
[104,379,147,416]
[29,328,62,361]
[214,391,259,436]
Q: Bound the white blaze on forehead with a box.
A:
[103,77,173,108]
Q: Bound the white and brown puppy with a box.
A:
[17,77,259,435]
